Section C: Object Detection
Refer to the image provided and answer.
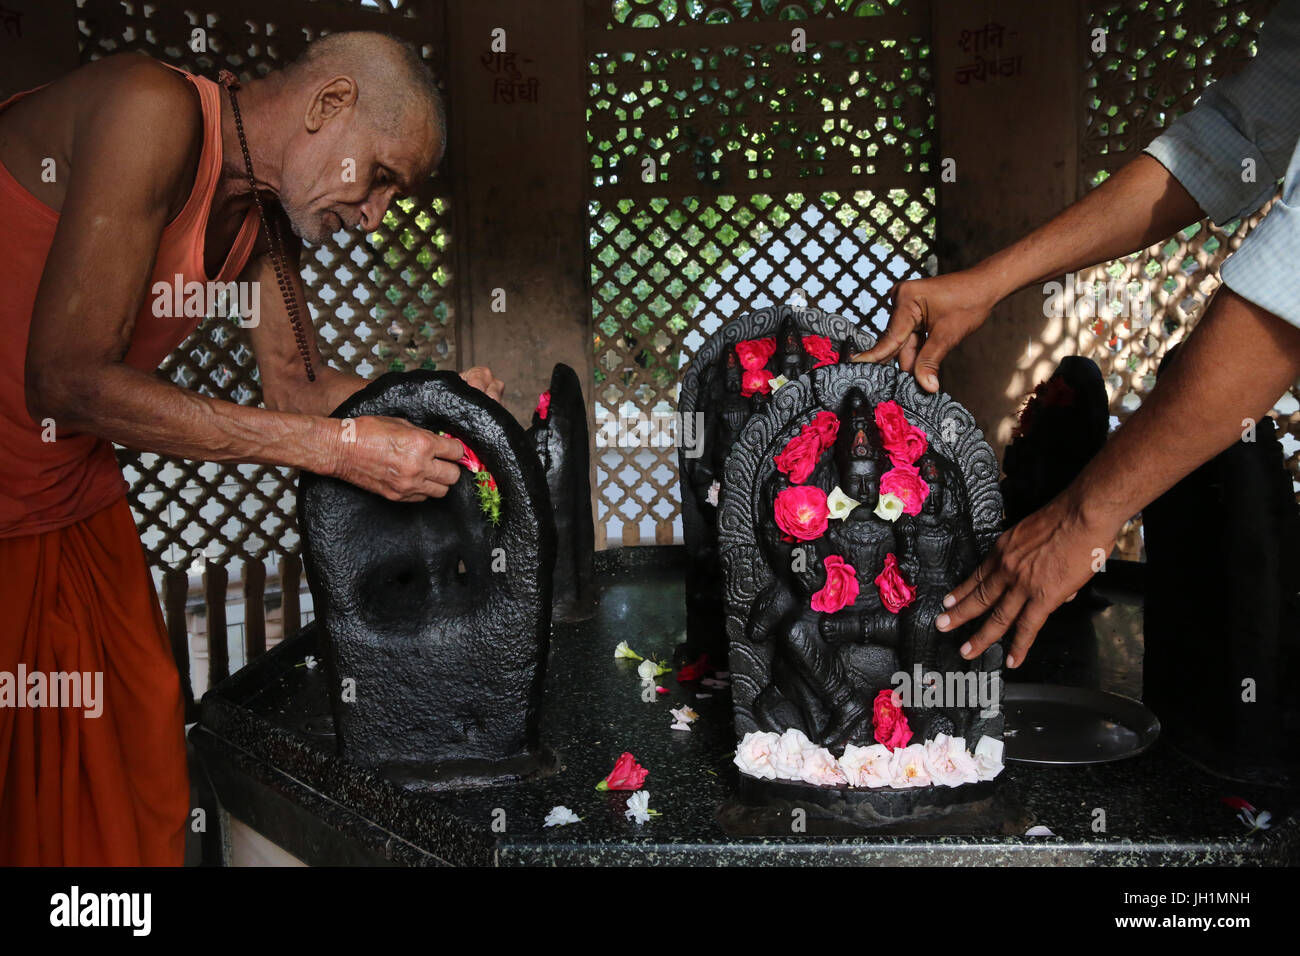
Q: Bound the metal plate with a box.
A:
[1003,683,1161,765]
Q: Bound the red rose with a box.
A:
[457,440,486,475]
[774,485,830,541]
[598,752,649,791]
[774,430,823,485]
[741,367,772,398]
[802,335,838,369]
[874,400,928,466]
[807,410,840,452]
[880,463,930,515]
[736,337,777,370]
[811,554,859,613]
[536,389,551,420]
[874,552,917,614]
[676,654,711,682]
[872,688,913,749]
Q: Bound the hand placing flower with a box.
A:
[597,752,649,791]
[774,485,830,541]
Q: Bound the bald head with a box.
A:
[271,31,447,242]
[287,31,446,167]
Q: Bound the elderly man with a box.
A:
[0,32,502,865]
[856,1,1300,672]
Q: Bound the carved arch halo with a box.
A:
[718,363,1004,734]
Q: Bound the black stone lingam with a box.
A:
[1143,347,1300,786]
[677,305,876,667]
[719,363,1006,822]
[527,363,597,623]
[298,371,557,789]
[1002,356,1110,526]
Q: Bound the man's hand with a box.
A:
[850,271,998,393]
[936,493,1120,669]
[328,415,465,502]
[460,366,505,402]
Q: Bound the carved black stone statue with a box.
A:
[677,305,876,666]
[720,364,1004,802]
[298,371,557,788]
[527,363,597,623]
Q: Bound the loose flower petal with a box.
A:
[543,805,581,827]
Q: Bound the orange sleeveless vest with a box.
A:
[0,65,261,538]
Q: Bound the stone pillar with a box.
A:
[444,0,593,428]
[933,0,1083,457]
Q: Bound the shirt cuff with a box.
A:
[1143,102,1281,226]
[1221,193,1300,329]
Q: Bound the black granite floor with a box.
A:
[192,547,1300,866]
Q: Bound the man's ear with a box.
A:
[305,76,357,132]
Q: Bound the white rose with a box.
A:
[771,728,815,779]
[826,485,861,520]
[924,734,980,787]
[973,736,1005,781]
[874,492,906,522]
[890,743,932,788]
[733,731,781,780]
[799,747,848,787]
[840,743,897,788]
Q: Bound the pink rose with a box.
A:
[874,400,928,466]
[872,688,913,750]
[807,410,840,452]
[890,744,932,789]
[535,389,551,420]
[802,335,839,369]
[774,485,829,542]
[741,367,771,398]
[811,554,859,613]
[736,337,777,371]
[879,462,930,515]
[597,752,649,791]
[874,552,917,614]
[773,430,823,485]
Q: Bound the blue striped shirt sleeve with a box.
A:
[1141,0,1300,328]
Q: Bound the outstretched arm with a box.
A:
[937,287,1300,667]
[853,154,1205,391]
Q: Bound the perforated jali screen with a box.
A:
[1078,0,1299,556]
[75,0,456,577]
[586,0,939,546]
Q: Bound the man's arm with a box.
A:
[24,64,463,503]
[937,287,1300,667]
[853,154,1206,391]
